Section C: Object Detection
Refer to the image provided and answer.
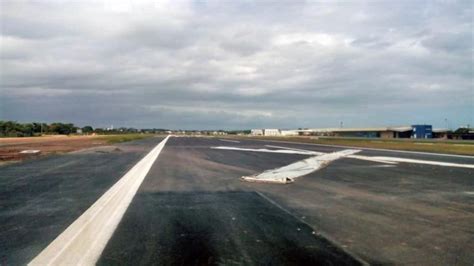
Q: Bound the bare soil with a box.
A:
[0,135,108,164]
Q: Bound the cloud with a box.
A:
[1,0,472,129]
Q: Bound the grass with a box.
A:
[98,134,155,144]
[226,136,474,156]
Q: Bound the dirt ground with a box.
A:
[0,135,108,164]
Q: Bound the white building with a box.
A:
[264,129,281,136]
[251,129,264,136]
[280,130,298,136]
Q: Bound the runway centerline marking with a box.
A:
[29,135,170,266]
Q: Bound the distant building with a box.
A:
[280,130,298,136]
[334,127,413,138]
[411,125,432,139]
[450,127,474,140]
[432,129,450,139]
[294,125,438,139]
[300,126,413,138]
[264,129,281,136]
[249,125,452,139]
[250,129,264,136]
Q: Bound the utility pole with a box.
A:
[340,121,343,128]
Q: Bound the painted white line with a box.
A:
[242,149,360,184]
[266,146,474,168]
[246,138,474,159]
[219,139,240,143]
[211,146,319,155]
[369,156,474,169]
[367,165,396,168]
[29,136,170,266]
[346,155,398,165]
[265,145,325,155]
[213,146,474,169]
[19,150,41,154]
[263,146,398,165]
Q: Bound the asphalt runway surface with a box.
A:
[2,136,474,265]
[0,137,164,265]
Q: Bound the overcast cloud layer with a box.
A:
[1,0,472,129]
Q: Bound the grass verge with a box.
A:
[98,134,155,144]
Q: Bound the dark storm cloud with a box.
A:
[0,0,472,129]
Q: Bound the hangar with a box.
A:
[298,125,434,139]
[330,126,413,138]
[251,125,437,139]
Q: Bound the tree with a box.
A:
[94,128,105,133]
[49,122,76,135]
[454,127,469,134]
[32,122,43,134]
[0,121,25,137]
[82,126,94,134]
[23,123,34,136]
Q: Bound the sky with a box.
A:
[1,0,472,130]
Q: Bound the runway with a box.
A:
[1,136,473,265]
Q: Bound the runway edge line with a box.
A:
[29,135,171,266]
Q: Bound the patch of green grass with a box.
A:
[99,134,154,144]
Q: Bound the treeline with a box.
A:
[0,121,76,137]
[0,121,167,137]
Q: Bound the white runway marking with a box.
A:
[265,145,325,155]
[213,146,396,165]
[211,146,318,155]
[212,146,474,169]
[347,155,399,165]
[19,150,41,154]
[242,149,360,184]
[247,139,474,159]
[369,156,474,169]
[366,165,397,168]
[219,139,240,143]
[29,136,170,266]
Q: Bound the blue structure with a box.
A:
[411,125,432,139]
